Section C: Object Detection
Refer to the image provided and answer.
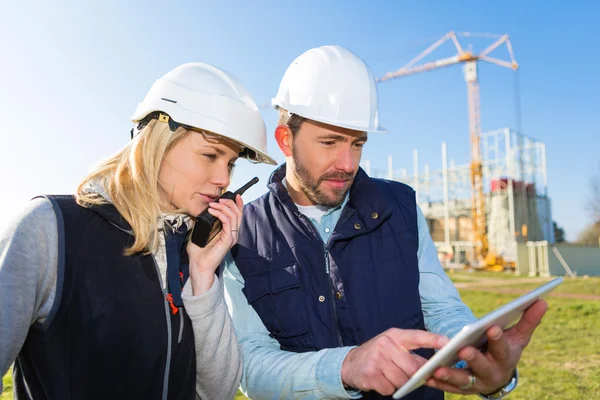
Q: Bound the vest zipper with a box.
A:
[324,210,354,346]
[108,221,173,399]
[151,254,172,400]
[178,311,184,344]
[324,248,343,347]
[297,212,344,347]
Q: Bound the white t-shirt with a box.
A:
[294,203,330,225]
[282,178,332,224]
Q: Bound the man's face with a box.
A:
[290,120,367,207]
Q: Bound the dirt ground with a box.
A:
[453,277,600,301]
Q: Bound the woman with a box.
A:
[0,62,276,400]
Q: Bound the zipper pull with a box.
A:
[165,293,179,315]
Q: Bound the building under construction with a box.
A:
[368,31,559,271]
[360,30,599,275]
[362,127,554,268]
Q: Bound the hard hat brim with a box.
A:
[271,99,387,133]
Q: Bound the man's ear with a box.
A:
[275,125,293,157]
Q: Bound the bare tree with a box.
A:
[577,164,600,246]
[589,162,600,223]
[576,222,600,246]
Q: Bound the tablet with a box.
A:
[392,277,563,399]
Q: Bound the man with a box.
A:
[223,45,547,399]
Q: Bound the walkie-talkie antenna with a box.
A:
[234,177,259,196]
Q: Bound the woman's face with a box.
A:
[158,131,240,216]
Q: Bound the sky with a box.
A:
[0,0,598,241]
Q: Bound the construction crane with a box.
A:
[378,31,519,269]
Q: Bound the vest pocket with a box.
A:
[242,264,310,339]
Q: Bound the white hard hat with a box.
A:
[131,62,276,165]
[272,45,386,133]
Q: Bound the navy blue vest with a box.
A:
[232,166,443,400]
[14,196,196,400]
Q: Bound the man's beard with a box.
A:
[292,145,354,207]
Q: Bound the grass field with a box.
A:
[0,374,10,400]
[3,273,599,399]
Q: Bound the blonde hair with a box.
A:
[76,120,189,255]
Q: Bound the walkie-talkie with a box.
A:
[191,177,259,247]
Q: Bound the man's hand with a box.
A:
[341,328,449,396]
[426,299,548,395]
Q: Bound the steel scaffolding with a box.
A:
[362,128,553,266]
